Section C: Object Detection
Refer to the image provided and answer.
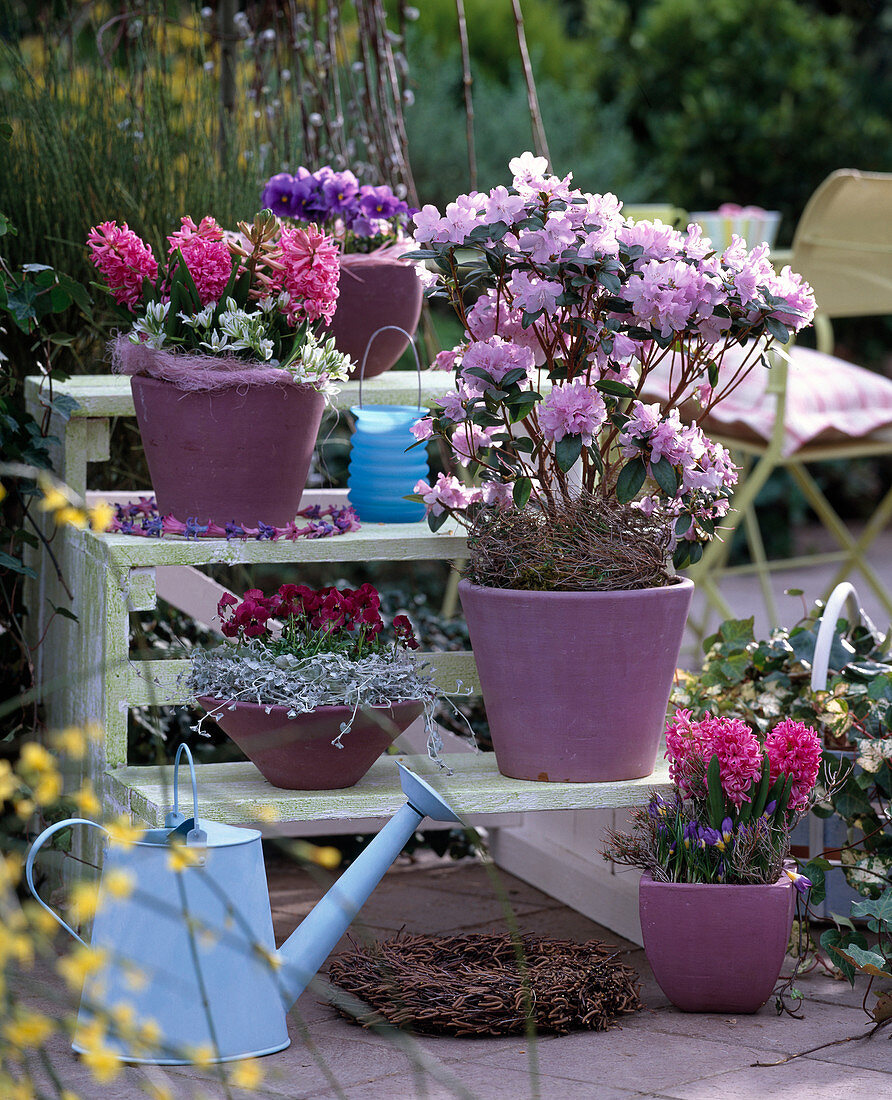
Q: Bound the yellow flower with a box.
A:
[186,1043,215,1068]
[69,881,100,923]
[22,900,59,936]
[51,726,87,759]
[167,842,204,872]
[3,1008,55,1048]
[18,742,55,774]
[88,500,115,533]
[32,771,63,807]
[253,944,282,971]
[81,1043,122,1084]
[0,481,6,503]
[55,506,88,529]
[1,852,23,888]
[109,1001,137,1039]
[71,782,100,817]
[137,1018,162,1050]
[14,797,35,820]
[123,963,148,992]
[57,945,108,990]
[0,926,34,968]
[106,815,145,850]
[37,479,70,513]
[103,867,134,900]
[142,1082,174,1100]
[60,1091,81,1100]
[229,1058,264,1090]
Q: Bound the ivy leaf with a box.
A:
[615,457,647,503]
[833,944,892,978]
[820,928,867,986]
[0,551,37,578]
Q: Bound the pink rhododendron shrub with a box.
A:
[406,153,817,571]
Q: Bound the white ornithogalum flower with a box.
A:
[257,295,277,312]
[286,330,352,385]
[200,331,232,354]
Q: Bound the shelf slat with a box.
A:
[109,753,672,827]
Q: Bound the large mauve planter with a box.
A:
[458,578,694,782]
[131,375,325,526]
[639,873,795,1013]
[330,254,423,380]
[197,696,423,790]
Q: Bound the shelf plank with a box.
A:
[109,753,672,827]
[25,371,452,420]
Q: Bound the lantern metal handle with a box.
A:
[357,326,423,411]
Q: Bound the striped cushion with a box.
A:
[640,345,892,457]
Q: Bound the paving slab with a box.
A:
[658,1057,892,1099]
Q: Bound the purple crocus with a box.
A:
[784,868,812,894]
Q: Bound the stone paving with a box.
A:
[15,852,892,1099]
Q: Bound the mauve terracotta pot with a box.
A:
[197,696,423,790]
[639,873,795,1013]
[131,375,325,526]
[330,254,423,380]
[458,578,693,783]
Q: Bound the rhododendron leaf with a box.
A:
[555,434,582,473]
[651,457,680,497]
[596,270,622,293]
[595,379,635,399]
[507,392,542,423]
[707,359,719,388]
[615,457,647,503]
[463,367,497,386]
[521,308,543,328]
[765,316,791,343]
[500,367,529,388]
[513,478,532,509]
[428,510,450,532]
[675,514,693,537]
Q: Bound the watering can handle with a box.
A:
[169,743,206,845]
[811,582,863,692]
[357,325,422,410]
[25,818,109,947]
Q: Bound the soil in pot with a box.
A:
[458,578,694,783]
[197,697,423,790]
[639,873,795,1013]
[131,375,325,527]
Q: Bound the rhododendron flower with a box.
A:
[765,719,822,810]
[458,336,535,393]
[87,221,158,309]
[414,474,480,516]
[539,380,607,445]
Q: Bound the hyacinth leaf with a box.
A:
[821,928,868,986]
[706,754,724,828]
[775,774,794,820]
[615,456,647,503]
[554,434,582,473]
[749,756,773,820]
[833,944,892,978]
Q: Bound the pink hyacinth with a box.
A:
[765,719,823,810]
[665,710,764,806]
[87,221,158,309]
[167,216,232,307]
[664,709,712,798]
[539,379,606,445]
[275,224,341,326]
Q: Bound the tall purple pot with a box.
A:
[131,375,325,526]
[330,254,423,380]
[639,873,795,1013]
[458,578,694,782]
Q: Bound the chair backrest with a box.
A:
[790,170,892,319]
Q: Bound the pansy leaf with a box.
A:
[615,457,647,503]
[554,434,583,473]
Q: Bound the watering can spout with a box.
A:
[276,763,461,1010]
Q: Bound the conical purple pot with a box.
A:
[197,697,423,790]
[458,578,694,782]
[639,874,795,1013]
[131,376,325,526]
[330,254,423,380]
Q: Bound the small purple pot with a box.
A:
[639,873,795,1013]
[330,255,423,380]
[131,375,325,526]
[458,578,693,782]
[197,697,423,790]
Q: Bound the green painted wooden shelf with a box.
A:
[108,753,673,827]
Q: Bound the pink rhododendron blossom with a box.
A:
[539,380,607,445]
[435,383,474,422]
[765,266,818,330]
[765,719,822,811]
[484,186,526,225]
[480,480,515,507]
[414,474,480,516]
[509,270,564,315]
[458,336,535,392]
[450,422,500,466]
[433,348,459,371]
[466,291,545,364]
[413,204,448,244]
[167,215,232,306]
[618,220,684,264]
[410,416,434,442]
[275,223,340,325]
[578,226,620,258]
[87,221,159,309]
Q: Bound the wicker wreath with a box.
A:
[326,932,643,1037]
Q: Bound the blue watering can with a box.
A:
[347,325,429,523]
[25,745,461,1065]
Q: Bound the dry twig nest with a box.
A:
[326,932,643,1037]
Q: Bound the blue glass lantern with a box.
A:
[347,327,429,523]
